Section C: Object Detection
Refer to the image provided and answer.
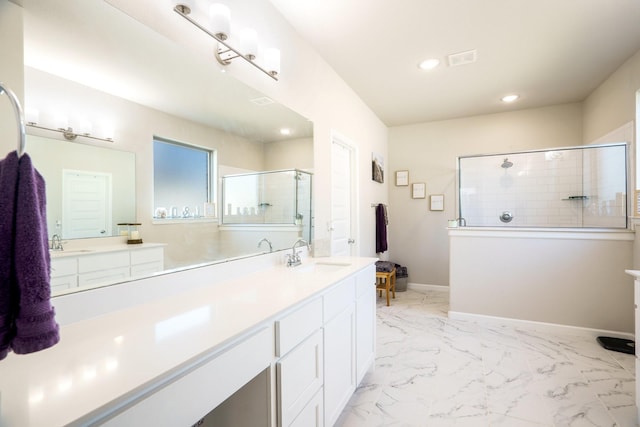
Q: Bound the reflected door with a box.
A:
[62,170,112,238]
[330,137,355,256]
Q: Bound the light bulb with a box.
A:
[240,29,258,60]
[209,3,230,40]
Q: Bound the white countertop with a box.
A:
[625,270,640,279]
[0,256,376,427]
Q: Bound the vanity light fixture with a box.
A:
[24,108,114,142]
[501,94,519,103]
[173,2,280,81]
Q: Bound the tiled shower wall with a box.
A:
[458,144,627,228]
[222,170,312,226]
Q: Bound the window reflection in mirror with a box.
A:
[153,137,216,220]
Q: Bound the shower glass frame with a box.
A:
[457,143,628,229]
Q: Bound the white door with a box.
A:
[62,170,112,238]
[330,137,356,256]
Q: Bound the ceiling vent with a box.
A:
[250,96,275,106]
[447,49,477,67]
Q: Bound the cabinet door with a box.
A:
[323,304,356,427]
[277,329,323,427]
[356,285,376,384]
[289,388,323,427]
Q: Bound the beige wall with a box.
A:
[388,103,583,286]
[0,0,23,153]
[583,48,640,144]
[264,137,313,171]
[449,231,634,332]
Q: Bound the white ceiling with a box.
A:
[269,0,640,127]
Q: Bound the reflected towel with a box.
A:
[375,203,388,253]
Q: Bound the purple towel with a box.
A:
[0,151,19,359]
[0,151,59,360]
[375,203,388,253]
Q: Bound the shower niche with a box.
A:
[458,143,627,228]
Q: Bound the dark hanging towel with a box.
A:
[375,203,388,253]
[0,151,59,360]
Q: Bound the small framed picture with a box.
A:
[430,194,444,211]
[395,170,409,186]
[412,182,426,199]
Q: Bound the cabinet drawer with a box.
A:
[50,257,77,277]
[276,298,322,357]
[78,251,130,273]
[277,329,323,427]
[289,387,323,427]
[131,262,164,278]
[323,277,355,322]
[355,264,376,298]
[131,247,164,265]
[51,274,77,291]
[78,267,129,287]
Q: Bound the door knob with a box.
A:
[348,238,355,244]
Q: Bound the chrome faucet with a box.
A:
[286,238,310,267]
[456,217,467,227]
[50,234,64,251]
[257,237,273,253]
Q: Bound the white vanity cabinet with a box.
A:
[50,256,78,292]
[0,257,377,427]
[625,269,640,422]
[323,277,357,427]
[130,246,165,278]
[275,264,376,427]
[78,251,130,287]
[276,298,324,427]
[355,264,376,384]
[49,244,165,291]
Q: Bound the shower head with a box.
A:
[501,158,513,169]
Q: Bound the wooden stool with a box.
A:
[376,268,396,306]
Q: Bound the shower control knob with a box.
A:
[499,211,513,223]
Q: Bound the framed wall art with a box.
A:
[430,194,444,211]
[412,182,426,199]
[395,170,409,186]
[372,152,384,183]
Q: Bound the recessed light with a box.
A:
[501,94,519,103]
[418,58,440,70]
[280,128,291,136]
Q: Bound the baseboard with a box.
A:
[448,310,634,340]
[407,283,449,292]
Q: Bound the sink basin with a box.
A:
[292,261,351,273]
[315,261,351,267]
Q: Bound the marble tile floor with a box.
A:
[336,288,637,427]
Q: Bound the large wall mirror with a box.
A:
[18,0,314,295]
